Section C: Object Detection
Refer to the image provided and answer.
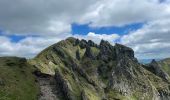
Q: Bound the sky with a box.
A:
[0,0,170,59]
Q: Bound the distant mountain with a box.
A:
[1,37,170,100]
[139,59,162,64]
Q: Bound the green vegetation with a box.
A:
[90,47,100,56]
[159,58,170,75]
[32,38,170,100]
[82,87,100,100]
[0,57,39,100]
[3,37,169,100]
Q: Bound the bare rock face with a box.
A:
[32,37,170,100]
[114,43,135,60]
[76,50,80,60]
[97,40,116,62]
[84,46,96,59]
[87,40,98,47]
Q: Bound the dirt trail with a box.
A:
[38,77,59,100]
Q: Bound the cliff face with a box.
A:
[30,37,170,100]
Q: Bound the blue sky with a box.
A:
[1,22,144,42]
[0,0,170,59]
[72,23,144,35]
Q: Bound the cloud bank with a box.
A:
[0,0,170,59]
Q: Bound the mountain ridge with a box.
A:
[30,37,170,100]
[1,37,170,100]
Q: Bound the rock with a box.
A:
[33,70,51,78]
[97,40,116,62]
[79,39,88,49]
[146,59,170,81]
[53,46,66,58]
[74,39,80,46]
[84,46,95,59]
[32,37,170,100]
[87,40,98,47]
[76,50,80,60]
[114,43,135,60]
[55,71,73,100]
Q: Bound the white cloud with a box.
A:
[0,0,96,35]
[0,0,170,59]
[74,32,120,44]
[0,36,67,57]
[0,0,170,35]
[79,0,170,27]
[121,18,170,59]
[0,32,119,57]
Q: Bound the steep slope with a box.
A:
[159,58,170,76]
[144,59,170,82]
[31,37,170,100]
[0,57,39,100]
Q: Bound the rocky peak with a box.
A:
[74,39,88,49]
[66,37,77,43]
[114,43,135,60]
[97,40,116,61]
[98,41,136,62]
[79,39,88,48]
[74,38,98,48]
[87,40,98,47]
[146,59,170,81]
[99,40,112,49]
[32,37,170,100]
[151,59,158,64]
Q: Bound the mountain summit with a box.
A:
[1,37,170,100]
[29,37,170,100]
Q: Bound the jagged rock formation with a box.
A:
[144,59,170,82]
[30,37,170,100]
[2,38,170,100]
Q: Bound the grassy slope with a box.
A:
[0,57,39,100]
[159,58,170,75]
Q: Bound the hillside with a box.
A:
[159,58,170,76]
[0,57,39,100]
[30,37,170,100]
[1,37,170,100]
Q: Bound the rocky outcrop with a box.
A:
[84,46,96,59]
[145,59,170,81]
[87,40,98,47]
[55,70,73,100]
[38,76,59,100]
[97,40,116,62]
[32,37,170,100]
[79,39,88,49]
[74,39,98,49]
[76,50,80,60]
[114,43,136,61]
